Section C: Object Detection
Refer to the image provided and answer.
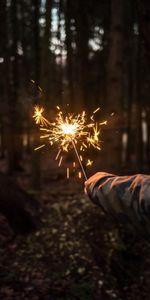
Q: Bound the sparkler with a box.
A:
[33,105,107,180]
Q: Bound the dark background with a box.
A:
[0,1,150,299]
[0,0,150,177]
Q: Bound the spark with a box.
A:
[30,80,43,95]
[55,149,61,160]
[86,159,93,166]
[34,144,45,151]
[90,107,100,121]
[80,155,83,161]
[78,171,82,179]
[33,105,107,179]
[40,109,102,153]
[67,168,70,179]
[93,107,100,114]
[100,120,107,126]
[82,143,87,149]
[38,86,43,93]
[33,106,50,127]
[58,156,63,167]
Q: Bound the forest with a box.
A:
[0,0,150,299]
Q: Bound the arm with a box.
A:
[85,172,150,235]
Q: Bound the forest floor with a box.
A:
[0,152,150,300]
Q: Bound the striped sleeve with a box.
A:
[85,172,150,235]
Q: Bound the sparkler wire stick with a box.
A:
[71,139,87,180]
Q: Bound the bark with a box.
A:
[135,33,143,171]
[126,68,133,166]
[125,73,133,168]
[7,0,23,173]
[0,121,5,158]
[147,117,150,164]
[129,9,143,172]
[138,0,150,57]
[74,0,89,109]
[138,0,150,165]
[104,0,124,172]
[65,0,75,104]
[31,0,41,189]
[124,1,134,166]
[57,1,64,105]
[41,0,52,103]
[20,1,31,86]
[0,173,40,234]
[0,1,7,158]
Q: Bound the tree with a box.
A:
[41,0,52,103]
[138,0,150,166]
[104,0,124,172]
[74,0,90,109]
[7,0,23,172]
[65,0,75,105]
[31,0,42,189]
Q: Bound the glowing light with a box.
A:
[61,123,77,136]
[93,107,100,114]
[100,120,107,125]
[86,159,93,166]
[34,144,46,151]
[67,168,70,179]
[111,112,114,116]
[55,149,61,160]
[33,106,50,127]
[58,156,63,167]
[78,171,82,179]
[33,105,106,179]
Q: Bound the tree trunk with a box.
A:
[0,0,7,159]
[135,32,143,171]
[7,0,23,173]
[138,0,150,59]
[41,0,52,104]
[104,0,124,172]
[57,1,64,106]
[138,0,150,165]
[74,0,89,110]
[31,0,41,189]
[65,0,75,105]
[0,120,5,158]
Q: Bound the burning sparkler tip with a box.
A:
[33,104,106,180]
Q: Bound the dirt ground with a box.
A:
[0,153,150,300]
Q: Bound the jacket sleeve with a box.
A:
[85,172,150,235]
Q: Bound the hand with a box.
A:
[84,172,114,197]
